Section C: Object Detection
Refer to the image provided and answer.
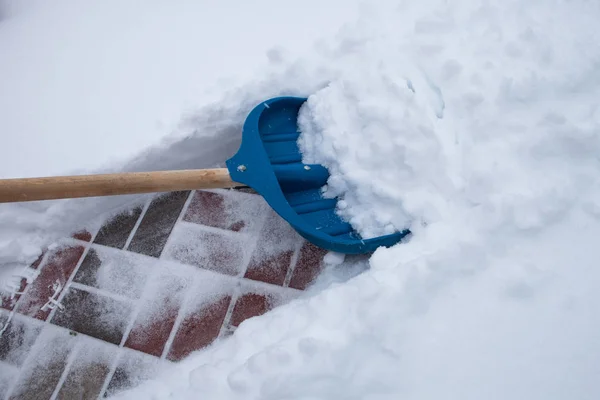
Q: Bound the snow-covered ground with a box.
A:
[3,0,600,399]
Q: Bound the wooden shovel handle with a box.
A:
[0,168,240,203]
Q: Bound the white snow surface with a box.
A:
[0,0,358,179]
[297,0,600,239]
[2,0,600,399]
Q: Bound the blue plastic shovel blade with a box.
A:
[226,97,410,254]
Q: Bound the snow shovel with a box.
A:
[0,97,410,254]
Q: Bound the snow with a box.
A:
[2,0,600,399]
[85,246,153,299]
[297,0,600,240]
[0,0,360,179]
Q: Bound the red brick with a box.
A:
[50,287,133,345]
[167,295,231,362]
[93,206,143,249]
[57,359,112,399]
[184,191,241,230]
[0,317,42,367]
[124,275,188,357]
[183,190,268,233]
[103,350,161,397]
[0,278,26,312]
[229,293,271,327]
[8,328,75,400]
[288,242,328,290]
[16,245,85,320]
[127,191,190,258]
[167,228,248,276]
[1,252,46,312]
[125,304,179,357]
[243,209,302,286]
[72,229,93,242]
[30,252,45,270]
[244,250,294,286]
[71,247,149,299]
[56,339,117,399]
